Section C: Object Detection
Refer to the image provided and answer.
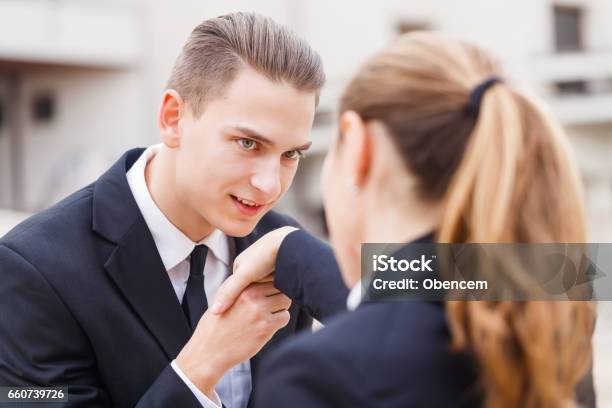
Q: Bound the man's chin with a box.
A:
[218,218,260,238]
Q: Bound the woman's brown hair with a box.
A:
[340,32,595,408]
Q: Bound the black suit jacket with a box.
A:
[258,230,597,407]
[0,148,312,407]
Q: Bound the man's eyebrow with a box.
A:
[231,126,273,146]
[229,125,312,151]
[293,141,312,151]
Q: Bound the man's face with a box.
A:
[173,68,316,237]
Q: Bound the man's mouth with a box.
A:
[230,195,266,216]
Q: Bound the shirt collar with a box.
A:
[126,144,230,270]
[346,281,362,311]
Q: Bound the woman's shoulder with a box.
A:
[260,301,480,407]
[264,301,450,368]
[315,301,452,361]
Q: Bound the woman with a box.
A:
[215,32,596,407]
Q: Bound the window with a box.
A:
[555,80,588,95]
[32,92,55,123]
[554,5,583,52]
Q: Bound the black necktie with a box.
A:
[182,245,208,331]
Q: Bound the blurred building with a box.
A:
[1,0,611,239]
[1,0,611,404]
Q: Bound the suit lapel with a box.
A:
[93,148,191,360]
[105,219,191,359]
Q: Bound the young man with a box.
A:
[0,12,325,407]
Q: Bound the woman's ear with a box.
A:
[339,110,372,189]
[158,89,185,148]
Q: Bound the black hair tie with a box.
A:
[467,76,503,118]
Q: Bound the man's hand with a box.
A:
[211,226,298,315]
[175,281,291,399]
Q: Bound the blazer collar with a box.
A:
[92,147,146,243]
[92,148,192,359]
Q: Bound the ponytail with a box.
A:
[440,84,594,408]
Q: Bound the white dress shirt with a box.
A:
[126,144,252,408]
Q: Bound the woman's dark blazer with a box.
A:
[256,230,596,408]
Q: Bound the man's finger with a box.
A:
[268,310,291,329]
[211,274,250,314]
[264,293,291,312]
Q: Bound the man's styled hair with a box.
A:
[167,12,325,116]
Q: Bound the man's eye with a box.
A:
[237,138,258,150]
[282,150,304,160]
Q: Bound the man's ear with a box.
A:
[158,89,185,148]
[339,110,372,188]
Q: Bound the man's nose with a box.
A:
[250,159,282,200]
